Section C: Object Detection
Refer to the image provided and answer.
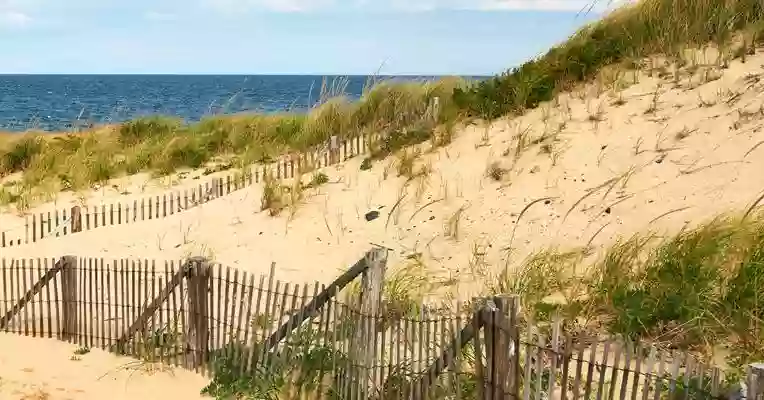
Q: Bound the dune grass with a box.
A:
[486,210,764,373]
[454,0,764,119]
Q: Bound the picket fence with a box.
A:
[1,248,761,399]
[0,132,373,248]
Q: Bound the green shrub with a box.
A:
[0,135,44,174]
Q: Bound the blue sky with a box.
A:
[0,0,628,75]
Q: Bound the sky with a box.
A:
[0,0,630,75]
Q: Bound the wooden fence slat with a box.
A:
[653,348,666,400]
[244,274,266,374]
[163,262,174,366]
[642,346,657,400]
[210,263,220,355]
[595,340,611,400]
[44,258,53,337]
[21,259,30,336]
[632,345,655,400]
[13,260,21,332]
[583,341,598,400]
[29,260,38,337]
[238,273,255,375]
[533,334,545,400]
[172,260,184,367]
[560,335,573,400]
[620,340,634,400]
[88,258,95,347]
[668,350,683,398]
[256,265,277,366]
[1,260,7,329]
[547,313,561,399]
[608,341,623,400]
[472,304,485,400]
[79,257,86,347]
[230,269,246,367]
[220,266,232,354]
[522,319,534,400]
[454,307,463,400]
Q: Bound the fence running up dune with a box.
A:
[2,247,762,399]
[0,131,373,248]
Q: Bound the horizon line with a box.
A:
[0,72,493,77]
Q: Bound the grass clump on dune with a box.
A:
[454,0,764,119]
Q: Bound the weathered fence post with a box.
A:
[749,363,764,400]
[492,295,519,400]
[330,135,339,165]
[70,206,82,233]
[351,247,389,398]
[60,255,78,342]
[432,96,440,123]
[186,256,211,372]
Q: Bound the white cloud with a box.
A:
[200,0,335,13]
[144,10,177,21]
[0,10,31,28]
[476,0,633,11]
[386,0,632,12]
[200,0,631,13]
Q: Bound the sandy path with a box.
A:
[0,334,210,400]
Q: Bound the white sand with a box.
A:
[0,333,209,400]
[3,48,764,396]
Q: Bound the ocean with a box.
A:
[0,75,452,132]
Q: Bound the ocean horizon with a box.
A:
[0,74,483,132]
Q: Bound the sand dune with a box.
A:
[4,48,764,398]
[5,50,764,291]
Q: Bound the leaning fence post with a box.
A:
[59,255,78,342]
[748,363,764,400]
[186,256,211,372]
[350,247,389,398]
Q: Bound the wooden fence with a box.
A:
[1,250,759,399]
[0,131,374,248]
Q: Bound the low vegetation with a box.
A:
[508,211,764,368]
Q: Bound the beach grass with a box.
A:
[511,210,764,368]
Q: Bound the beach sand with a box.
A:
[3,48,764,397]
[0,333,209,400]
